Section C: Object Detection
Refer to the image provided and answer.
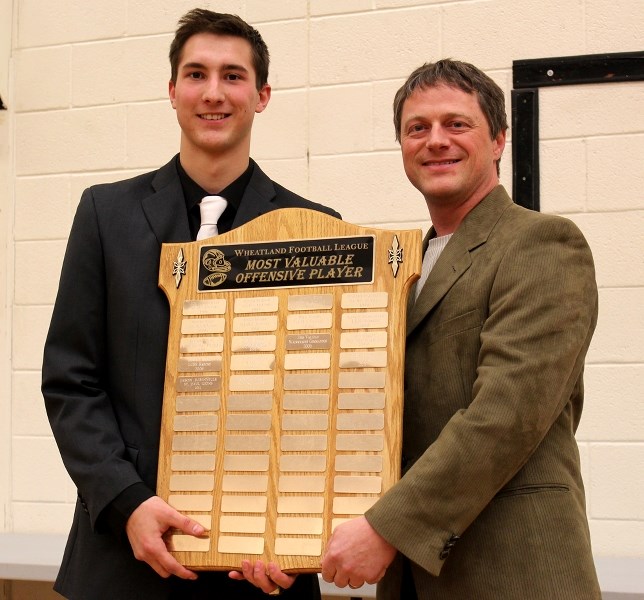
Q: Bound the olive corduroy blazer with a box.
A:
[366,186,601,599]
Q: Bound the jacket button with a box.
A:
[439,534,461,560]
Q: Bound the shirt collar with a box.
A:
[177,157,255,213]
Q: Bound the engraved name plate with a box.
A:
[223,455,270,472]
[176,395,220,412]
[170,536,211,552]
[341,292,388,309]
[177,357,222,372]
[332,496,377,515]
[222,474,269,493]
[231,334,276,352]
[340,331,388,349]
[225,435,270,451]
[171,454,216,472]
[281,435,328,451]
[283,374,330,391]
[282,394,329,411]
[339,351,388,369]
[229,374,275,392]
[335,455,383,472]
[336,413,385,431]
[233,315,278,333]
[277,496,325,514]
[221,495,268,513]
[227,394,273,411]
[170,474,215,492]
[226,414,272,431]
[168,494,213,512]
[173,415,218,432]
[231,353,275,371]
[337,392,385,410]
[278,476,325,493]
[280,455,327,472]
[218,536,264,555]
[336,434,384,451]
[333,475,382,494]
[220,516,266,534]
[275,538,322,557]
[234,296,279,313]
[181,318,225,335]
[285,333,332,350]
[338,372,387,389]
[341,311,388,330]
[282,414,329,431]
[288,294,333,311]
[172,434,217,451]
[176,376,221,393]
[276,517,323,535]
[287,313,333,331]
[284,352,331,370]
[180,336,224,353]
[183,299,227,315]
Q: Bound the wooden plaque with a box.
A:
[157,208,421,572]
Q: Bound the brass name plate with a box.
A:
[157,208,420,572]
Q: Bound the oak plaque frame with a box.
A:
[157,208,421,572]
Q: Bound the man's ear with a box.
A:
[492,129,507,160]
[169,80,176,109]
[255,84,271,114]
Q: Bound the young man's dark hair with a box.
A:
[169,8,270,90]
[392,59,508,174]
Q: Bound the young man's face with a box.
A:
[169,33,270,161]
[399,84,505,209]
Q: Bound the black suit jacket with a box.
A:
[42,156,340,599]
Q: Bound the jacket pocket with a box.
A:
[426,308,482,346]
[125,444,139,468]
[494,483,569,499]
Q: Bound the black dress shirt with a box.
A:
[177,156,254,238]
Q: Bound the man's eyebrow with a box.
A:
[403,111,473,123]
[179,61,250,74]
[222,63,250,73]
[179,61,206,71]
[444,112,473,121]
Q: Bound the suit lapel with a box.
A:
[141,158,280,244]
[407,234,472,334]
[232,161,278,228]
[407,186,513,336]
[141,157,192,244]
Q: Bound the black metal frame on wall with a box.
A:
[511,51,644,211]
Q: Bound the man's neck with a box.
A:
[427,183,498,236]
[179,146,250,194]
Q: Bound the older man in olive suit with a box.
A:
[321,59,600,599]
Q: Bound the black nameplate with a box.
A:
[197,236,374,292]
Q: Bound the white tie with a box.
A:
[197,195,228,240]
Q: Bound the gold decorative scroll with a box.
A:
[157,208,421,572]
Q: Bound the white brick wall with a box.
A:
[2,0,643,567]
[0,0,12,532]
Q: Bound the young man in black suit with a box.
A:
[42,9,339,599]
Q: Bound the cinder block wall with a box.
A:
[2,0,643,563]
